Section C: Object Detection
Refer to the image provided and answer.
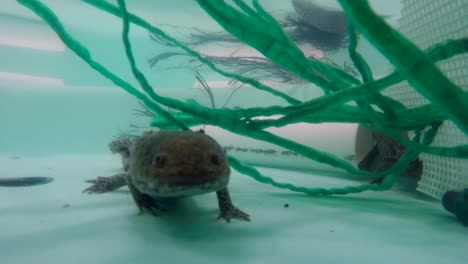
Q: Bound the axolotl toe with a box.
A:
[84,130,250,223]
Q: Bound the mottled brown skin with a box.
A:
[358,131,423,184]
[84,130,250,222]
[108,137,133,171]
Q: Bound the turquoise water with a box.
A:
[0,0,394,156]
[1,0,467,263]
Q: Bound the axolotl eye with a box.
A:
[210,153,222,165]
[152,154,166,168]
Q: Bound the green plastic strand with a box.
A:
[228,156,388,195]
[152,101,467,158]
[232,0,267,23]
[347,23,400,117]
[16,0,468,196]
[338,0,468,135]
[116,0,189,131]
[348,25,374,83]
[20,0,246,133]
[426,38,468,61]
[82,0,301,106]
[195,0,350,92]
[229,123,440,195]
[92,0,392,177]
[238,74,401,121]
[16,0,336,196]
[252,105,438,130]
[18,0,384,183]
[119,0,411,187]
[247,129,379,178]
[16,0,188,131]
[252,0,290,38]
[345,24,416,156]
[234,34,467,122]
[88,0,468,132]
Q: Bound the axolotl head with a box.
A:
[129,130,230,198]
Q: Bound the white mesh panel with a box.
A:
[383,0,468,199]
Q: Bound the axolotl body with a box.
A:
[84,130,250,222]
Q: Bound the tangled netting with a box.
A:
[17,0,468,195]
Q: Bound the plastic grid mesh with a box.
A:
[382,0,468,199]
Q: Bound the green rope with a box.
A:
[17,0,190,131]
[16,0,379,182]
[338,0,468,134]
[228,122,440,195]
[16,0,468,196]
[228,156,388,195]
[347,23,401,118]
[84,0,390,177]
[82,0,301,106]
[195,0,350,92]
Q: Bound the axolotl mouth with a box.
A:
[133,176,230,198]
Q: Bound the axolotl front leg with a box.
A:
[216,187,250,222]
[83,173,128,194]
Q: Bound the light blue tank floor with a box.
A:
[1,155,466,264]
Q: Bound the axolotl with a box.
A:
[84,130,250,223]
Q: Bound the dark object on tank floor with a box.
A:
[0,177,54,187]
[442,189,468,226]
[357,131,423,185]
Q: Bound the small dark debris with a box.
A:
[264,149,277,155]
[284,203,289,208]
[250,148,263,153]
[329,230,334,232]
[223,145,234,151]
[62,203,71,208]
